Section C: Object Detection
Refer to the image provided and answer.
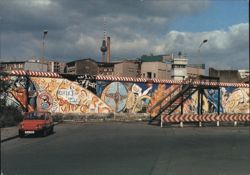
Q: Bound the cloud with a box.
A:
[0,0,248,70]
[159,23,249,69]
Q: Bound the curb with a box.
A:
[1,135,19,143]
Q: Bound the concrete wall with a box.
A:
[114,61,139,77]
[24,62,48,72]
[3,75,249,116]
[209,68,240,83]
[187,66,205,78]
[141,62,166,79]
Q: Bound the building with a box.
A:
[238,70,250,80]
[27,59,66,73]
[65,58,98,75]
[186,64,205,78]
[97,62,114,76]
[140,55,168,79]
[113,59,141,77]
[0,61,25,71]
[171,53,188,80]
[141,62,168,79]
[47,60,66,73]
[0,59,66,73]
[65,58,115,76]
[0,61,47,72]
[208,68,249,83]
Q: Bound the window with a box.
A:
[147,72,152,78]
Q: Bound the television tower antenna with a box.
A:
[103,17,107,40]
[100,17,107,62]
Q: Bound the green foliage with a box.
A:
[51,114,63,122]
[0,105,24,128]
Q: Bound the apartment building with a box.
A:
[113,59,141,77]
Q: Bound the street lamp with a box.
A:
[197,39,208,127]
[197,39,208,68]
[198,39,208,54]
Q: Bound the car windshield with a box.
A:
[24,112,47,120]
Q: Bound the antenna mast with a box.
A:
[100,17,107,62]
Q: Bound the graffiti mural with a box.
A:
[76,75,96,93]
[30,77,112,113]
[125,83,153,113]
[37,92,53,112]
[101,82,128,112]
[2,73,249,115]
[221,87,249,113]
[3,76,37,112]
[61,74,97,93]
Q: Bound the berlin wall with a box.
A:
[1,71,249,116]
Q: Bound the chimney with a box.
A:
[106,36,110,63]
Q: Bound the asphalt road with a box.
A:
[1,122,250,175]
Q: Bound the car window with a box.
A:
[24,113,47,120]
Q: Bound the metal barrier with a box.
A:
[161,114,250,128]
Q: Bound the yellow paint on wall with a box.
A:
[30,77,112,114]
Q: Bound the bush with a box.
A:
[51,113,63,123]
[0,105,24,128]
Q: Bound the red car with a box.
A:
[19,112,54,137]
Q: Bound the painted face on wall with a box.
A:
[37,92,53,112]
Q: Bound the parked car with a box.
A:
[19,112,54,137]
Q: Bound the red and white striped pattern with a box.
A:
[96,75,147,82]
[10,70,61,78]
[27,71,60,77]
[191,81,249,88]
[162,114,250,123]
[0,76,11,81]
[11,70,27,76]
[96,76,249,88]
[152,79,181,84]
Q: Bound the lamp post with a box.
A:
[197,39,208,127]
[198,39,208,55]
[197,39,208,71]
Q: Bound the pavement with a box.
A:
[0,126,19,142]
[1,122,250,175]
[0,121,248,143]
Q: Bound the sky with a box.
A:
[0,0,249,70]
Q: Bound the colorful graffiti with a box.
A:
[30,77,112,113]
[221,87,249,113]
[2,74,249,115]
[5,76,36,112]
[76,75,96,93]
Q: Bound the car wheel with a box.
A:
[42,129,47,137]
[19,131,25,138]
[50,126,54,134]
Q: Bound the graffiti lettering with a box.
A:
[57,89,78,104]
[76,75,96,93]
[80,79,96,89]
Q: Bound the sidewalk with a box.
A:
[1,126,19,142]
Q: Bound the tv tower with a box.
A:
[100,17,107,62]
